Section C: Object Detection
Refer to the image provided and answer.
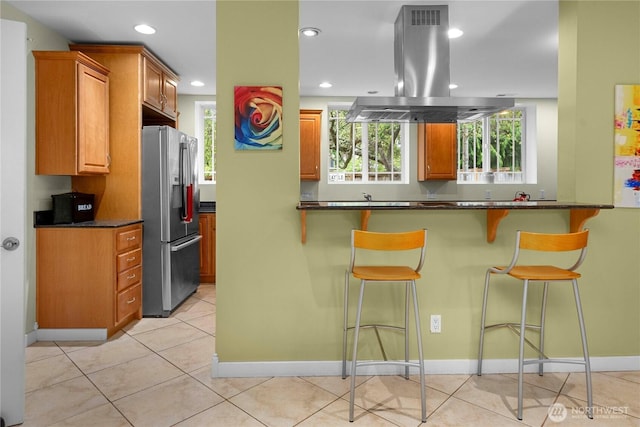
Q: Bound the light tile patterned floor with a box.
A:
[23,284,640,426]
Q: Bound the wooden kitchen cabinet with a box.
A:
[34,51,110,175]
[68,44,180,220]
[142,54,179,120]
[199,213,216,283]
[36,223,142,338]
[300,109,322,181]
[417,123,458,180]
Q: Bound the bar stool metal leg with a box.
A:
[410,279,427,422]
[572,279,593,419]
[517,279,530,421]
[477,270,492,375]
[342,270,349,379]
[538,282,549,376]
[349,279,367,422]
[404,282,410,379]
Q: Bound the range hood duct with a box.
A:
[346,5,514,123]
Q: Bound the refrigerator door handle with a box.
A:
[170,235,202,252]
[185,140,194,221]
[179,142,185,219]
[179,141,193,222]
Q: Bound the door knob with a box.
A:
[2,237,19,251]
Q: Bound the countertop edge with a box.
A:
[296,201,615,210]
[34,219,143,228]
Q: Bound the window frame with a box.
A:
[327,104,409,184]
[195,101,216,184]
[457,106,532,184]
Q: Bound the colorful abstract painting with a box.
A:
[234,86,283,150]
[614,85,640,207]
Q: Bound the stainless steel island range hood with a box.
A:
[346,5,514,123]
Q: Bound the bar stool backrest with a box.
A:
[505,229,589,273]
[350,229,427,273]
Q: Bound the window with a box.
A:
[457,108,526,184]
[327,107,407,183]
[195,102,216,183]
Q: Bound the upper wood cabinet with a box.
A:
[34,51,110,175]
[417,123,458,181]
[300,109,322,181]
[68,44,180,220]
[142,54,179,120]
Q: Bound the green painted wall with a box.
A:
[216,0,639,363]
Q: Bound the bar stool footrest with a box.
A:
[355,360,422,369]
[484,323,549,359]
[522,358,588,367]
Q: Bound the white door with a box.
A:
[0,19,27,426]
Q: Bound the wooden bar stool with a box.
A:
[342,229,428,423]
[477,229,593,420]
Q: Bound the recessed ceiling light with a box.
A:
[319,82,332,88]
[449,83,458,89]
[134,24,156,35]
[448,28,463,39]
[300,27,321,37]
[191,80,205,87]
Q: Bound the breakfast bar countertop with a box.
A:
[296,200,614,244]
[296,200,614,210]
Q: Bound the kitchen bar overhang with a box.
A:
[296,201,614,244]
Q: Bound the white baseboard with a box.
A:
[35,328,107,341]
[24,330,38,347]
[211,353,640,378]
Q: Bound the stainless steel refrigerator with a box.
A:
[141,125,201,317]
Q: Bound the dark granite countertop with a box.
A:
[34,219,143,228]
[297,200,614,210]
[33,210,143,228]
[199,201,216,213]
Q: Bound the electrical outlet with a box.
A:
[430,314,441,333]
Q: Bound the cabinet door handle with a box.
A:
[127,297,136,304]
[126,236,136,241]
[126,257,136,262]
[127,274,136,280]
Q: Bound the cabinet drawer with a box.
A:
[117,247,141,272]
[117,283,141,323]
[116,227,141,252]
[117,265,142,292]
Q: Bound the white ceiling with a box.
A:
[6,0,558,98]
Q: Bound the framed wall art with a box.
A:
[614,84,640,207]
[234,85,283,150]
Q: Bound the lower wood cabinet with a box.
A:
[36,222,143,338]
[199,213,216,283]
